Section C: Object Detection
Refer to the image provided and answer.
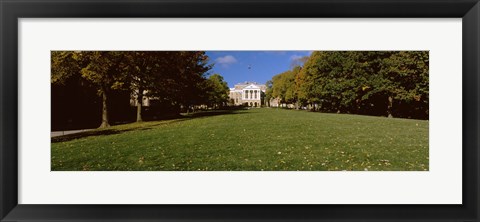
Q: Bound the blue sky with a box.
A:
[205,51,312,88]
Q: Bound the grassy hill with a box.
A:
[51,108,428,171]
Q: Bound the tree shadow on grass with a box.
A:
[52,108,249,143]
[51,127,155,143]
[181,109,249,119]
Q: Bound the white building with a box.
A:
[130,90,151,107]
[229,82,266,107]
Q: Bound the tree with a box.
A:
[125,52,170,122]
[208,74,230,108]
[52,51,215,127]
[376,51,429,118]
[51,51,82,84]
[52,51,129,128]
[267,51,429,119]
[79,52,130,128]
[270,67,301,108]
[271,72,287,106]
[295,51,325,110]
[205,74,230,109]
[165,52,212,112]
[264,80,273,106]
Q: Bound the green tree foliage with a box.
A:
[169,52,212,110]
[124,51,212,122]
[268,51,429,119]
[269,66,303,108]
[52,51,130,128]
[205,74,230,109]
[264,80,273,106]
[51,51,216,128]
[125,51,163,122]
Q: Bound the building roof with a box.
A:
[230,82,267,92]
[244,84,261,89]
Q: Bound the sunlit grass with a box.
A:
[51,108,428,171]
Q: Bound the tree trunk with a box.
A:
[387,96,393,118]
[98,89,110,128]
[136,88,144,122]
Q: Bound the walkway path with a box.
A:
[51,129,94,137]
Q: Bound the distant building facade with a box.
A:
[269,97,281,107]
[130,90,151,107]
[229,82,267,107]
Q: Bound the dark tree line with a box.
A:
[52,51,229,129]
[266,51,429,119]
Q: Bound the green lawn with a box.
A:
[51,108,429,171]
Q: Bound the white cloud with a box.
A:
[290,55,303,61]
[215,55,237,68]
[289,54,309,68]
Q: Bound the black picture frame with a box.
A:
[1,0,479,221]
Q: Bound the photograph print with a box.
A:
[51,51,429,171]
